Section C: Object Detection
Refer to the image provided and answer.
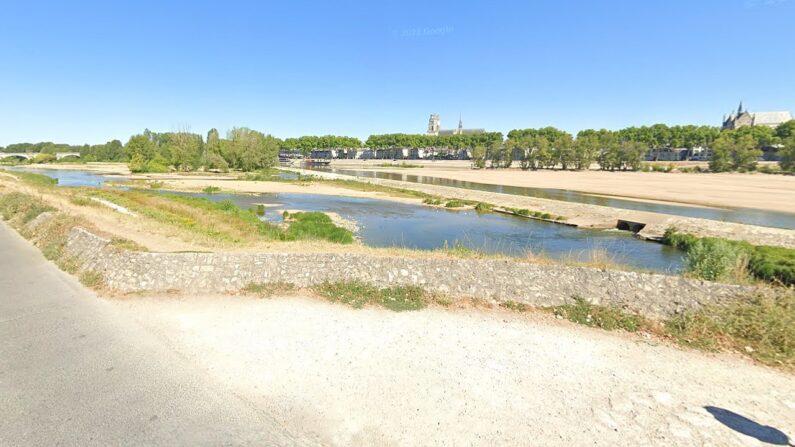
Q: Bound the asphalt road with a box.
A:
[0,223,315,446]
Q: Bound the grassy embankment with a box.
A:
[1,170,355,247]
[663,228,795,287]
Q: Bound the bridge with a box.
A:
[0,152,80,160]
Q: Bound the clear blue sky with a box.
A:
[1,0,793,146]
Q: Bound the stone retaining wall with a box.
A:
[65,227,762,319]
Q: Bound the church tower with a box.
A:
[427,114,441,136]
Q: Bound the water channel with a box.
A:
[4,167,685,273]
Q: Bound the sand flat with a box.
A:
[332,161,795,213]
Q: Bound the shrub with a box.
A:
[684,238,746,281]
[422,197,443,206]
[664,227,795,286]
[202,186,221,194]
[444,199,464,208]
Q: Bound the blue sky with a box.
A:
[1,0,793,146]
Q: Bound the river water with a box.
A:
[306,167,795,230]
[4,167,685,272]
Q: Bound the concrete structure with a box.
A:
[0,152,80,160]
[722,102,792,130]
[426,114,484,136]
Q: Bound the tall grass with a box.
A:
[664,228,795,285]
[666,293,794,368]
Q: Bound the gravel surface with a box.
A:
[118,295,795,446]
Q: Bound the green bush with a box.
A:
[684,238,745,281]
[202,186,221,194]
[664,228,795,286]
[444,199,464,208]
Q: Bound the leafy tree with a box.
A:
[776,120,795,139]
[777,137,795,172]
[471,145,486,168]
[709,135,733,172]
[710,132,762,172]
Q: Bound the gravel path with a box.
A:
[118,295,795,446]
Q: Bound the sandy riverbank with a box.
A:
[330,160,795,214]
[147,178,423,204]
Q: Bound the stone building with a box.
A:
[426,114,485,136]
[722,102,792,130]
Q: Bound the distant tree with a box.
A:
[710,132,761,172]
[709,134,733,172]
[471,145,486,168]
[776,120,795,139]
[779,137,795,172]
[225,127,280,171]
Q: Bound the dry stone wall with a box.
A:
[66,227,760,319]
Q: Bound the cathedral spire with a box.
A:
[738,101,744,114]
[458,113,463,130]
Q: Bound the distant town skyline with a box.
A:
[1,0,794,146]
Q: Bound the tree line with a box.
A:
[2,120,794,173]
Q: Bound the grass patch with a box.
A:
[0,191,54,224]
[241,281,296,298]
[663,228,795,286]
[314,281,427,311]
[4,170,58,187]
[78,270,105,289]
[436,240,482,258]
[550,296,644,332]
[422,197,443,205]
[474,202,493,212]
[69,195,95,206]
[88,189,283,244]
[665,293,794,368]
[202,186,221,194]
[500,300,529,312]
[282,211,354,244]
[444,199,465,208]
[148,181,165,189]
[109,237,148,252]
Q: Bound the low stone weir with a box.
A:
[66,227,764,319]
